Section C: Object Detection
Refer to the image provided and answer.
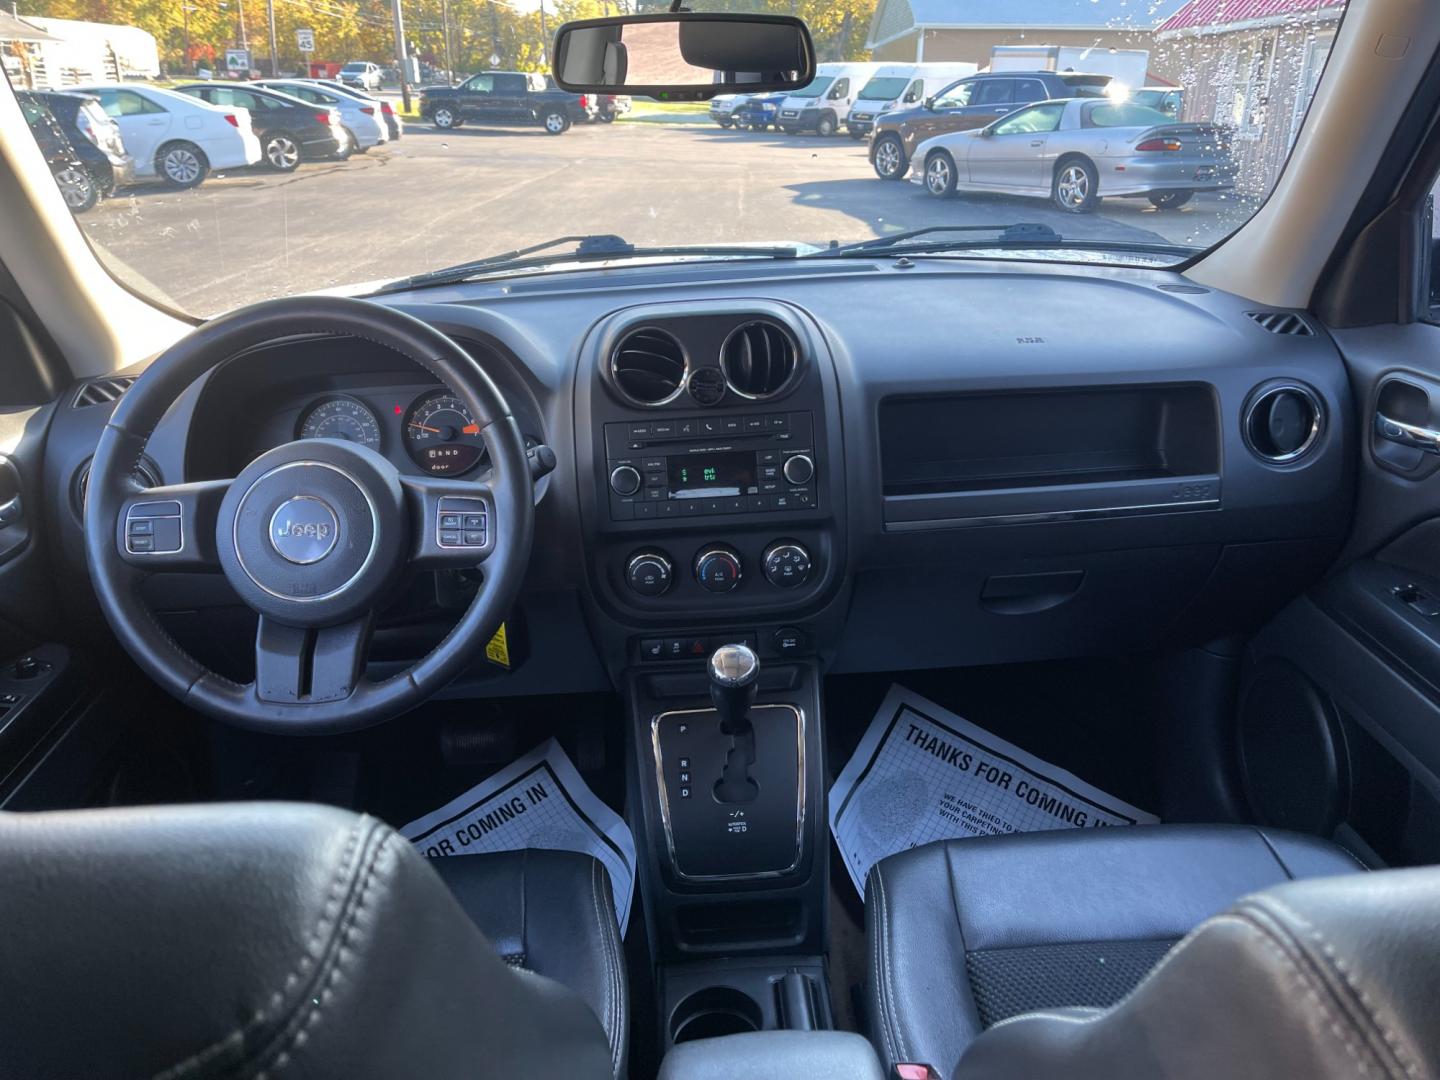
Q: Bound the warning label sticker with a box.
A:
[400,738,636,934]
[828,685,1159,897]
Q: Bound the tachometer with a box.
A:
[403,390,486,476]
[297,396,382,450]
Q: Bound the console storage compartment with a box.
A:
[879,385,1220,528]
[658,1030,884,1080]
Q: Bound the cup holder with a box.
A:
[669,986,764,1044]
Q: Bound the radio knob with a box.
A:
[609,465,642,497]
[782,454,815,486]
[694,546,742,593]
[626,550,673,597]
[763,540,812,588]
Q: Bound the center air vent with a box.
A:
[1244,384,1324,464]
[720,321,799,400]
[610,327,688,407]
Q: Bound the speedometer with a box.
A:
[297,396,382,450]
[403,390,486,476]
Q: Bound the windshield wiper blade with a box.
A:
[816,222,1064,256]
[378,234,799,293]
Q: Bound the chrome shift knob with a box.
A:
[709,643,759,733]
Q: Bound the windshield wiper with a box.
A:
[812,223,1196,260]
[377,234,799,293]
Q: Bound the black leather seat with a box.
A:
[432,849,628,1077]
[865,824,1368,1075]
[0,803,624,1080]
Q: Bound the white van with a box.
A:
[776,62,883,136]
[845,62,977,139]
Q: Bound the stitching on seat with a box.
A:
[1250,896,1419,1079]
[151,817,368,1080]
[876,869,911,1063]
[259,828,400,1078]
[867,868,898,1065]
[590,858,621,1075]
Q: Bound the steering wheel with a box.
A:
[83,296,535,735]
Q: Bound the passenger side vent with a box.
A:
[73,376,136,408]
[1244,384,1324,464]
[609,327,688,407]
[1245,310,1314,337]
[720,321,799,400]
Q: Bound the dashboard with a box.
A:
[38,256,1355,699]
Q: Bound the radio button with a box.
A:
[610,464,642,496]
[744,417,765,432]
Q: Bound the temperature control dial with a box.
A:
[694,545,742,593]
[762,540,812,588]
[626,550,673,597]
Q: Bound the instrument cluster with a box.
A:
[294,388,490,477]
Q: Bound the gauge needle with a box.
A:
[408,422,441,433]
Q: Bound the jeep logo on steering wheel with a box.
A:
[268,496,339,564]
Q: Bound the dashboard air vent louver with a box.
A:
[609,327,688,406]
[1245,310,1314,337]
[720,321,799,400]
[73,376,136,408]
[1244,384,1324,465]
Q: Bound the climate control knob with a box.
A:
[762,540,812,588]
[609,465,642,497]
[694,545,743,593]
[626,550,673,597]
[782,454,815,486]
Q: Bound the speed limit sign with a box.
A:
[296,28,315,52]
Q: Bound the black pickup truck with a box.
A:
[420,71,595,134]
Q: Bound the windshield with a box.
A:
[857,76,910,100]
[4,0,1349,315]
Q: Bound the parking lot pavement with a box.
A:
[80,121,1256,315]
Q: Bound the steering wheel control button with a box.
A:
[125,501,183,555]
[782,453,815,486]
[762,540,812,588]
[268,496,340,565]
[609,464,643,497]
[626,550,674,597]
[694,545,742,592]
[436,497,487,548]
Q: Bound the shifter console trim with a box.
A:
[651,703,806,882]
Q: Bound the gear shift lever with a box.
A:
[709,643,759,734]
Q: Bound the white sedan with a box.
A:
[74,83,262,188]
[254,79,388,151]
[909,99,1236,214]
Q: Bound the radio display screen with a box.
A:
[667,451,756,498]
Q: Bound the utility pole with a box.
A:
[538,0,548,65]
[265,0,278,76]
[236,0,248,52]
[181,3,192,73]
[440,0,453,82]
[392,0,411,113]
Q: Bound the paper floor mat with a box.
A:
[400,737,636,934]
[829,685,1158,896]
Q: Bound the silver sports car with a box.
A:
[909,99,1236,213]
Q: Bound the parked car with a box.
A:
[775,61,882,136]
[16,92,102,212]
[338,61,382,91]
[175,83,346,171]
[733,92,787,131]
[72,83,262,188]
[305,79,403,140]
[708,94,743,127]
[846,62,977,140]
[1130,87,1185,120]
[17,90,133,199]
[869,70,1114,181]
[420,71,592,134]
[910,98,1235,213]
[254,79,388,152]
[592,94,630,123]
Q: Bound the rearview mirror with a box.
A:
[551,13,815,101]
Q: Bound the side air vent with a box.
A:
[1245,310,1314,337]
[73,376,136,408]
[1244,384,1324,464]
[74,457,160,520]
[720,321,799,400]
[609,327,688,407]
